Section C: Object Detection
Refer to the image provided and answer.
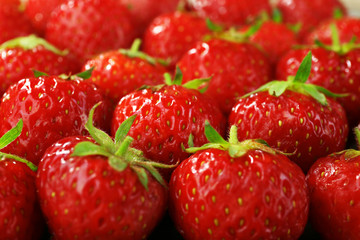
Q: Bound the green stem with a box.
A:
[115,136,134,156]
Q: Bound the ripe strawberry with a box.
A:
[306,127,360,240]
[111,69,226,180]
[239,11,299,66]
[119,0,180,36]
[305,17,360,45]
[276,0,347,40]
[142,11,211,69]
[229,51,349,172]
[0,34,80,95]
[187,0,272,27]
[45,0,135,64]
[0,70,112,165]
[276,28,360,126]
[177,37,271,116]
[37,105,168,240]
[25,0,68,35]
[82,39,168,104]
[169,122,309,239]
[0,1,34,44]
[0,119,45,240]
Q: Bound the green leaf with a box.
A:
[114,115,137,144]
[182,76,211,93]
[33,70,49,78]
[188,133,194,148]
[132,166,149,190]
[242,21,263,38]
[109,155,128,171]
[333,8,344,19]
[115,136,134,156]
[71,141,112,157]
[0,34,68,55]
[206,18,223,32]
[186,143,226,153]
[164,72,172,85]
[204,121,228,145]
[173,66,183,85]
[272,8,283,23]
[301,84,327,105]
[268,81,289,97]
[294,51,312,83]
[355,127,360,149]
[76,67,94,80]
[0,152,37,172]
[140,163,167,188]
[85,102,116,152]
[0,119,23,150]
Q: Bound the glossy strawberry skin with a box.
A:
[169,148,309,240]
[0,45,80,95]
[36,136,168,240]
[229,90,349,173]
[82,50,167,104]
[305,17,360,45]
[111,85,226,180]
[276,48,360,126]
[276,0,347,40]
[187,0,272,27]
[0,160,45,240]
[307,152,360,240]
[242,21,299,65]
[0,75,112,165]
[45,0,135,64]
[142,11,211,69]
[25,0,69,35]
[177,39,271,115]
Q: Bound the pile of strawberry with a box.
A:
[1,0,360,239]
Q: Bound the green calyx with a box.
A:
[119,39,169,66]
[0,34,68,56]
[71,102,173,190]
[186,121,281,158]
[33,67,94,80]
[242,51,346,106]
[315,24,360,55]
[0,119,37,172]
[163,66,211,93]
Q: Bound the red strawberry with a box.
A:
[25,0,69,35]
[177,37,271,116]
[45,0,135,64]
[276,0,347,40]
[82,39,168,104]
[169,122,309,239]
[305,17,360,45]
[276,29,360,126]
[0,71,112,165]
[0,1,34,44]
[111,69,226,180]
[0,120,45,240]
[187,0,272,27]
[306,127,360,240]
[119,0,180,36]
[229,51,349,172]
[37,105,168,240]
[0,35,80,95]
[142,11,211,69]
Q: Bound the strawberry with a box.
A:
[305,17,360,45]
[45,0,135,64]
[0,70,112,165]
[177,37,271,116]
[229,51,349,172]
[142,11,211,70]
[0,119,45,240]
[37,104,169,240]
[0,35,80,95]
[169,122,309,239]
[25,0,69,35]
[276,0,347,40]
[306,127,360,240]
[119,0,181,36]
[276,26,360,126]
[0,0,34,44]
[82,39,168,104]
[187,0,272,27]
[111,69,226,180]
[239,11,299,66]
